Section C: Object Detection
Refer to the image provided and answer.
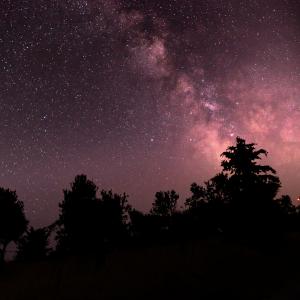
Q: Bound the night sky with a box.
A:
[1,0,300,226]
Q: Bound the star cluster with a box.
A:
[1,0,300,225]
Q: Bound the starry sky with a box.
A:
[1,0,300,226]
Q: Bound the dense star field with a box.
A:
[1,0,300,226]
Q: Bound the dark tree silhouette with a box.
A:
[145,190,180,240]
[274,195,296,231]
[150,190,178,217]
[0,188,28,263]
[185,173,229,234]
[129,209,164,242]
[185,173,229,210]
[275,195,295,215]
[129,209,145,239]
[221,137,281,204]
[98,190,131,244]
[185,183,207,210]
[16,227,50,261]
[220,137,281,237]
[183,137,282,237]
[56,174,99,253]
[221,137,276,176]
[56,175,131,254]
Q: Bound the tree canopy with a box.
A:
[0,188,28,262]
[221,137,281,204]
[0,136,299,261]
[151,190,178,217]
[221,137,276,176]
[16,227,50,261]
[56,174,131,254]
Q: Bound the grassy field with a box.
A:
[1,236,300,300]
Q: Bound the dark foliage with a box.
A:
[220,137,281,239]
[1,136,300,264]
[184,174,229,235]
[16,227,50,261]
[56,175,99,253]
[221,137,281,204]
[274,195,297,231]
[130,190,180,243]
[130,209,163,242]
[56,175,131,254]
[151,190,179,217]
[97,190,131,244]
[0,188,28,263]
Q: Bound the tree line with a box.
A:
[0,137,299,263]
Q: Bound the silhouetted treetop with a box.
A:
[56,175,99,252]
[221,137,276,176]
[185,173,229,210]
[56,175,131,253]
[220,137,281,202]
[151,190,178,217]
[67,174,98,201]
[59,174,98,224]
[185,183,207,210]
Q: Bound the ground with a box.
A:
[1,236,300,300]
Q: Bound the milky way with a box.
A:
[1,0,300,226]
